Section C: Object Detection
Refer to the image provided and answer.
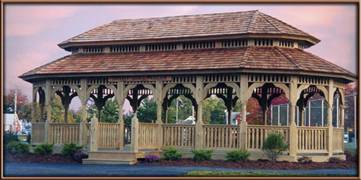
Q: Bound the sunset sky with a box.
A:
[4,4,357,110]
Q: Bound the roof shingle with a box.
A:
[59,10,319,47]
[20,47,353,80]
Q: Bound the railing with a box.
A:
[247,125,289,150]
[297,126,328,152]
[203,125,239,149]
[98,123,121,149]
[48,123,79,144]
[162,124,195,148]
[333,128,344,153]
[139,123,160,149]
[31,122,45,144]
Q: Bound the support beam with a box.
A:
[90,114,98,152]
[117,81,125,149]
[238,74,248,150]
[327,80,335,157]
[79,79,88,146]
[155,80,163,149]
[195,76,204,150]
[288,76,298,158]
[131,113,139,153]
[44,80,52,143]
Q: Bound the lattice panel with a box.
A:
[110,45,140,53]
[203,74,240,83]
[145,43,177,52]
[183,41,215,50]
[253,86,284,96]
[279,40,294,48]
[248,74,290,83]
[128,88,153,96]
[207,87,234,95]
[254,39,273,46]
[221,39,248,48]
[298,76,329,85]
[83,47,103,53]
[168,88,192,96]
[51,79,80,85]
[90,87,114,96]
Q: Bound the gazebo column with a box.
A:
[327,80,335,157]
[288,77,298,159]
[238,75,248,150]
[90,114,99,152]
[31,86,37,123]
[195,76,204,150]
[78,79,88,146]
[156,80,164,149]
[44,80,52,143]
[117,81,125,149]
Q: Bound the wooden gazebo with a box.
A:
[20,10,355,164]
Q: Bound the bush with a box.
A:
[192,149,213,162]
[298,156,312,164]
[4,132,18,145]
[262,132,288,162]
[163,147,182,161]
[72,150,88,163]
[34,144,53,155]
[62,143,82,157]
[328,157,343,163]
[6,141,30,154]
[144,154,160,163]
[226,150,250,162]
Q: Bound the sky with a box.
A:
[4,4,358,111]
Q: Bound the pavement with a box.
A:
[3,162,357,177]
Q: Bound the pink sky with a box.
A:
[4,4,357,111]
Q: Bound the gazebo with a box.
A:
[20,10,355,164]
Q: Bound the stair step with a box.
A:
[88,151,138,160]
[82,158,137,165]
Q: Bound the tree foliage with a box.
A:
[137,98,157,123]
[202,96,226,124]
[4,89,31,121]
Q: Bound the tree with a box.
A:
[166,96,193,123]
[137,98,157,123]
[51,95,64,122]
[100,99,119,123]
[4,89,31,121]
[202,96,226,124]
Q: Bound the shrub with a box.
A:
[298,156,312,164]
[144,154,160,163]
[226,150,250,162]
[62,143,82,157]
[4,132,18,145]
[163,147,182,161]
[72,150,88,163]
[34,144,53,155]
[6,141,30,154]
[262,132,288,162]
[329,157,343,163]
[192,149,213,162]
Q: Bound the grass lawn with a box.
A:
[185,170,353,177]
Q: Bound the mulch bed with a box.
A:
[5,153,78,164]
[138,158,356,170]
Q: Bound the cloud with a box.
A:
[5,5,80,37]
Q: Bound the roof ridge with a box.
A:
[111,10,258,22]
[19,55,72,78]
[246,10,259,33]
[257,11,282,33]
[273,47,302,70]
[297,48,355,76]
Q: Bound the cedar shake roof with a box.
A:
[58,10,319,49]
[20,47,354,81]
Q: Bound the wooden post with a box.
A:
[131,113,139,153]
[117,81,125,150]
[327,80,334,157]
[156,80,163,149]
[79,79,87,146]
[90,114,98,152]
[289,76,298,158]
[195,76,204,150]
[238,75,248,150]
[44,80,52,143]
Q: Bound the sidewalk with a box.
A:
[4,162,357,177]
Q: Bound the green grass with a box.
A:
[185,170,353,177]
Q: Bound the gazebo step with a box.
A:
[87,151,138,161]
[82,158,137,165]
